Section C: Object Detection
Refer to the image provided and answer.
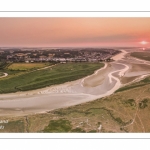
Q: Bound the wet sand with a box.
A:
[112,50,128,61]
[121,57,150,83]
[82,63,112,87]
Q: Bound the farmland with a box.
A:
[7,63,50,71]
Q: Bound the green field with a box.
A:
[0,62,10,69]
[0,62,104,93]
[0,72,4,76]
[131,52,150,61]
[7,63,50,71]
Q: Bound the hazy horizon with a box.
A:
[0,46,146,49]
[0,18,150,47]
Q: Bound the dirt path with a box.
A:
[122,91,146,132]
[36,64,57,70]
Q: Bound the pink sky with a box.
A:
[0,18,150,47]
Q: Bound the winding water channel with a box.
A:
[0,50,150,116]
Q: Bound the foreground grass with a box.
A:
[43,119,72,132]
[1,82,150,133]
[0,72,4,76]
[0,62,104,93]
[130,52,150,61]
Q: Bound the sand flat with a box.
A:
[83,63,112,87]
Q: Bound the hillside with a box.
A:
[0,76,150,133]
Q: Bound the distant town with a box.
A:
[0,48,120,63]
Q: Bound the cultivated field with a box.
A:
[7,63,50,71]
[131,52,150,61]
[0,62,104,93]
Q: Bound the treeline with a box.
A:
[0,62,10,69]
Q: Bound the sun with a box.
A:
[140,41,148,45]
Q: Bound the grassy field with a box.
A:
[0,62,104,93]
[130,52,150,61]
[0,72,4,76]
[0,62,10,69]
[7,63,50,71]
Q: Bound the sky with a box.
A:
[0,17,150,47]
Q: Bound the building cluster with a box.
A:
[0,48,120,63]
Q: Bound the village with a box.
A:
[0,48,120,63]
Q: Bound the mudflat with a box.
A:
[1,50,150,117]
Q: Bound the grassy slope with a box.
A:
[1,78,150,133]
[0,62,104,93]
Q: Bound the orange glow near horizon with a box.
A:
[0,18,150,47]
[140,41,148,45]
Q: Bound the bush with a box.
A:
[43,119,72,133]
[139,99,149,109]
